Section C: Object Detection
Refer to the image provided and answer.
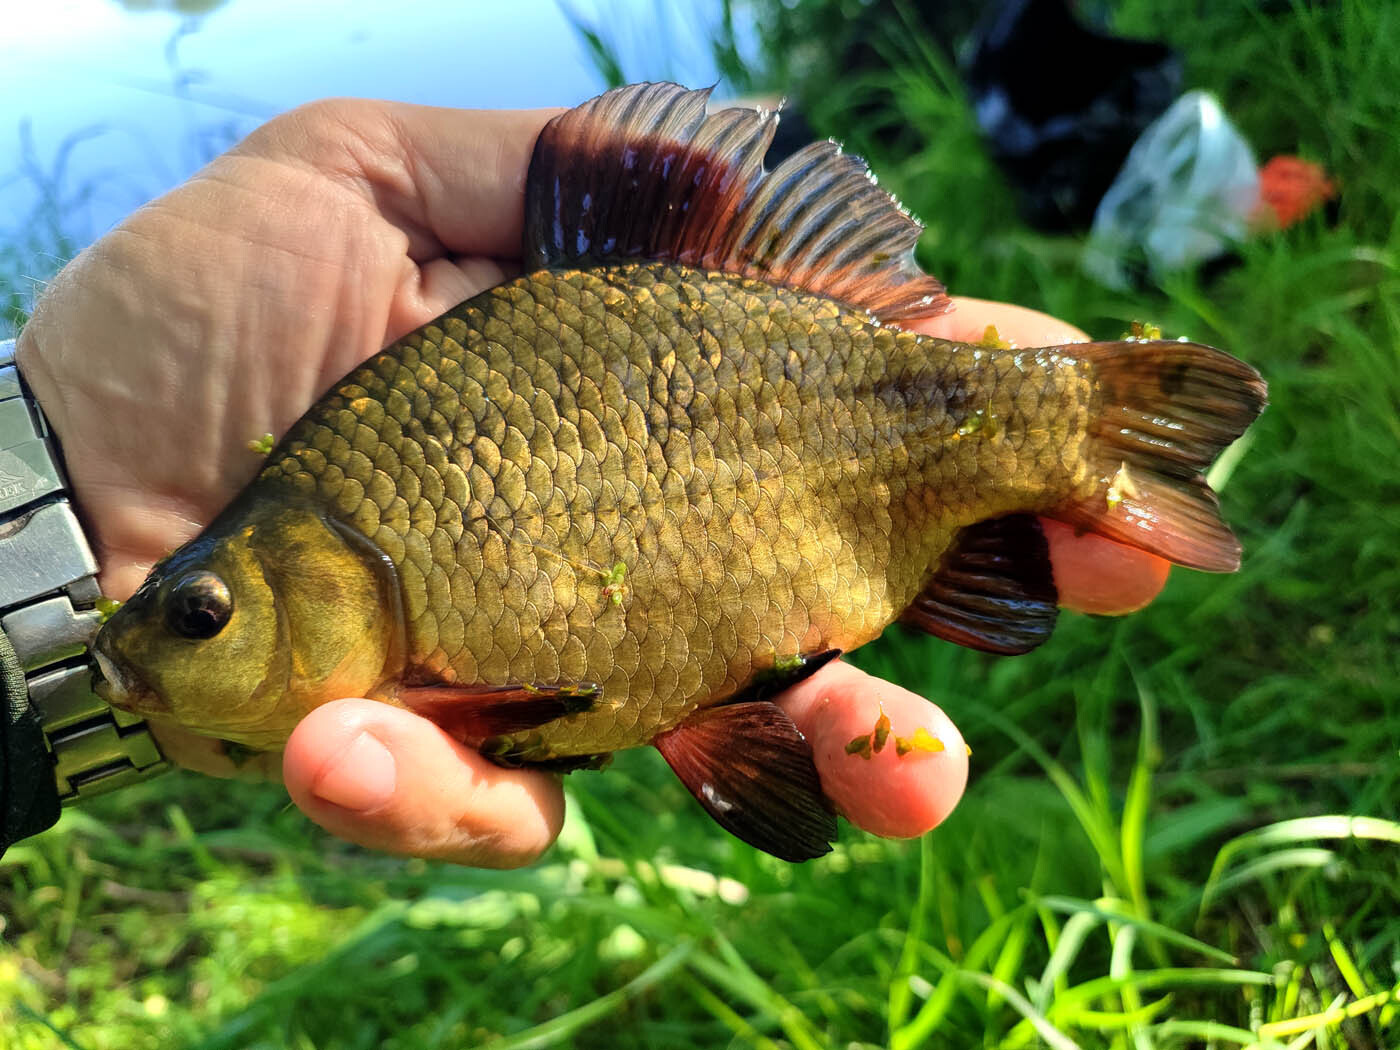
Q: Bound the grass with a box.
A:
[3,0,1399,1046]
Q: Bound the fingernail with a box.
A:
[312,731,396,811]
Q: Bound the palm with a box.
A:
[25,150,509,602]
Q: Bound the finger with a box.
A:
[1040,519,1170,615]
[909,297,1173,614]
[241,99,559,261]
[283,699,564,868]
[909,296,1094,348]
[385,256,518,344]
[777,661,968,839]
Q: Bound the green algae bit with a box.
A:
[1123,320,1163,341]
[772,653,805,674]
[600,562,628,606]
[978,324,1010,349]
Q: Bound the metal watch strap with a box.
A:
[0,336,167,801]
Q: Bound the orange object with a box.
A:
[1256,155,1336,229]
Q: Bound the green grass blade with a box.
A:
[1035,897,1237,965]
[1119,674,1158,929]
[1321,922,1369,1001]
[1035,911,1101,1015]
[681,973,785,1050]
[687,938,826,1050]
[988,911,1031,1010]
[1145,1019,1278,1046]
[1054,997,1173,1031]
[1202,816,1400,915]
[888,832,935,1033]
[974,707,1130,893]
[1260,983,1399,1043]
[892,908,1032,1050]
[484,942,694,1049]
[960,971,1082,1050]
[1048,967,1274,1008]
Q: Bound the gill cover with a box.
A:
[92,496,400,749]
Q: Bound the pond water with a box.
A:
[0,0,750,258]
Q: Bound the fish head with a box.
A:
[92,496,400,747]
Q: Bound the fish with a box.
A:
[92,83,1267,861]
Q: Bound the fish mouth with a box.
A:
[91,644,169,715]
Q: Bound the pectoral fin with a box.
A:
[901,514,1059,655]
[654,701,836,862]
[401,681,601,743]
[739,648,842,703]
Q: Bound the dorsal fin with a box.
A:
[524,82,950,324]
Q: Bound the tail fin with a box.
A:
[1051,340,1267,572]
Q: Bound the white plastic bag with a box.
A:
[1083,90,1259,289]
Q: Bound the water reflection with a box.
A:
[114,0,231,11]
[0,0,747,324]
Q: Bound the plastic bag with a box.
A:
[1083,90,1260,289]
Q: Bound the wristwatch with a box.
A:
[0,336,167,802]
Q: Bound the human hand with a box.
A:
[18,99,1168,866]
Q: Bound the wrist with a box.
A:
[0,335,167,806]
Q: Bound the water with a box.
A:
[0,0,752,277]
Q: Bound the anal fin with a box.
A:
[654,701,836,862]
[402,682,601,744]
[901,514,1058,655]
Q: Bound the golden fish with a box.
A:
[93,84,1266,860]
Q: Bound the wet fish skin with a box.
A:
[253,261,1092,759]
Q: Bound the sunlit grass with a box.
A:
[3,0,1399,1046]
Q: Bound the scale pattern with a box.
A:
[259,262,1096,757]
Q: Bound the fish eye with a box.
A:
[165,572,233,640]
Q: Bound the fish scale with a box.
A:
[260,261,1087,758]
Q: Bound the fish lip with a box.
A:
[91,641,169,715]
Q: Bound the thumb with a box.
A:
[283,698,565,868]
[240,98,556,262]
